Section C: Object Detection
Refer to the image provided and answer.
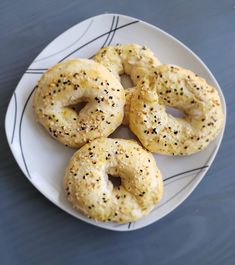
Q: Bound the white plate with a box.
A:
[5,13,226,231]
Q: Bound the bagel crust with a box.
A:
[64,138,163,223]
[93,44,161,125]
[129,64,224,155]
[33,59,125,148]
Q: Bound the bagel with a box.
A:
[64,138,163,223]
[93,44,161,125]
[33,59,125,148]
[129,64,224,155]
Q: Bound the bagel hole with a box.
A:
[108,174,122,187]
[165,106,185,118]
[68,101,87,113]
[120,74,133,89]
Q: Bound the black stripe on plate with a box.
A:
[11,92,17,144]
[27,68,48,71]
[107,16,119,46]
[163,165,209,182]
[101,15,116,48]
[19,86,38,179]
[59,20,139,62]
[25,71,45,74]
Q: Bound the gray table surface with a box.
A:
[1,0,235,264]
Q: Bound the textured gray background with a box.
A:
[1,0,235,264]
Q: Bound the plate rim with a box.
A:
[4,12,227,232]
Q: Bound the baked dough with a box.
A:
[129,64,224,155]
[64,138,163,223]
[93,44,161,125]
[33,59,125,148]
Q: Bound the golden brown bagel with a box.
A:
[129,64,224,155]
[33,59,125,148]
[93,44,161,125]
[64,138,163,223]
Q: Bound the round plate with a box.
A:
[5,13,226,231]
